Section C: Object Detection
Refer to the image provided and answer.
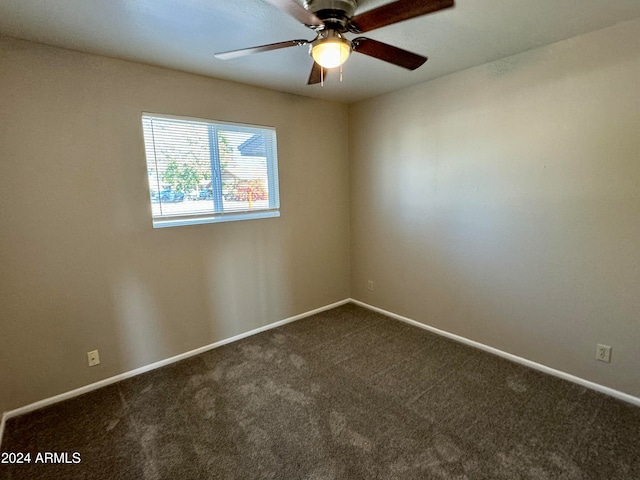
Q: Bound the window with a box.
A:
[141,113,280,228]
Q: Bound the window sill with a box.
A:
[152,209,280,229]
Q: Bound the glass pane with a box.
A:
[143,117,215,218]
[218,130,271,213]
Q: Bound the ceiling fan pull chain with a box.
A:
[340,63,343,82]
[321,65,324,86]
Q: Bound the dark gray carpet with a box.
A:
[2,303,639,479]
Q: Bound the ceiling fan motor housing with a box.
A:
[304,0,357,30]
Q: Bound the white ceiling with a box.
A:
[1,0,640,103]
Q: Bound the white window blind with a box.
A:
[142,113,280,228]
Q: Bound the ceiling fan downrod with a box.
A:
[303,0,358,31]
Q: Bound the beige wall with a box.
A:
[2,16,640,414]
[350,19,640,397]
[0,37,350,412]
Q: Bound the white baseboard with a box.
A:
[0,412,6,449]
[350,299,640,408]
[1,299,350,426]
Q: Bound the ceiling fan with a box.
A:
[214,0,455,85]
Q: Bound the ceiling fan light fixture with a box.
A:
[311,33,351,69]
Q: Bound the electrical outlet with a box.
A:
[596,344,611,363]
[87,350,100,367]
[367,280,374,291]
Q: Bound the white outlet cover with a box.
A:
[87,350,100,366]
[596,344,611,363]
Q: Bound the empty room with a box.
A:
[1,0,639,478]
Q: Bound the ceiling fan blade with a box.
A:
[352,37,427,70]
[263,0,324,28]
[215,39,309,60]
[307,62,322,85]
[350,0,454,33]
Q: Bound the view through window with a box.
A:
[142,114,280,228]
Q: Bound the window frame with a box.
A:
[141,112,281,229]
